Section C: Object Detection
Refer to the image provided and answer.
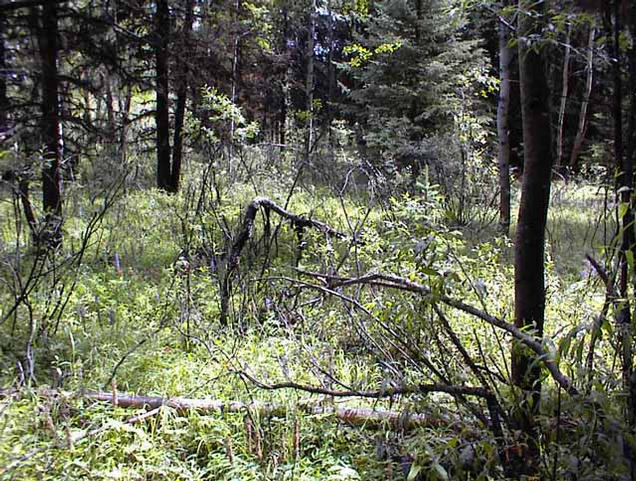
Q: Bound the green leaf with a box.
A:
[407,464,423,481]
[432,462,449,480]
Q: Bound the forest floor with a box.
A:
[0,179,614,480]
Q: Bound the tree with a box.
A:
[511,0,553,474]
[38,1,63,247]
[555,24,571,171]
[568,25,595,173]
[496,0,513,234]
[342,0,487,190]
[154,0,171,191]
[170,0,194,193]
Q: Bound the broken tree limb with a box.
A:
[239,371,505,441]
[1,388,447,431]
[219,197,348,325]
[228,196,347,269]
[584,254,617,390]
[295,269,579,397]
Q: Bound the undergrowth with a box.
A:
[0,171,622,480]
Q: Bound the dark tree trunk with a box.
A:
[155,0,171,191]
[279,6,289,147]
[39,1,62,247]
[325,0,335,145]
[628,0,636,188]
[169,0,194,193]
[229,0,241,173]
[496,5,513,235]
[604,0,633,406]
[0,12,7,130]
[511,0,553,474]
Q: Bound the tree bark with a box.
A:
[305,0,316,161]
[155,0,171,191]
[169,0,194,193]
[279,6,289,147]
[628,0,636,192]
[38,1,62,247]
[0,12,7,131]
[556,26,571,171]
[512,0,554,474]
[605,0,633,413]
[569,26,595,173]
[496,4,513,235]
[229,0,241,174]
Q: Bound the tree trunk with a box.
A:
[155,0,171,191]
[305,0,316,161]
[119,84,132,167]
[569,26,595,173]
[38,1,62,247]
[496,5,513,235]
[229,0,241,174]
[511,0,553,474]
[629,2,636,469]
[325,0,335,148]
[169,0,194,193]
[605,3,636,464]
[628,0,636,190]
[0,12,7,131]
[556,26,571,171]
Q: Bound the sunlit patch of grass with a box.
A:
[0,175,622,480]
[0,390,394,480]
[546,181,614,280]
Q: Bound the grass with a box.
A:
[0,171,623,480]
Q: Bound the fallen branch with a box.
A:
[296,269,579,397]
[2,388,446,431]
[239,371,505,438]
[584,255,617,389]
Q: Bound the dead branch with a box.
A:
[295,269,579,397]
[239,372,507,466]
[219,197,347,325]
[585,254,617,388]
[228,196,346,269]
[240,370,494,399]
[1,388,446,430]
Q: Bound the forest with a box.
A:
[0,0,635,479]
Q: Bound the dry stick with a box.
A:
[297,269,579,397]
[432,304,492,392]
[229,197,347,266]
[240,370,507,459]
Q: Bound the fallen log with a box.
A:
[4,388,448,431]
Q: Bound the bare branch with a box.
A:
[296,269,579,397]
